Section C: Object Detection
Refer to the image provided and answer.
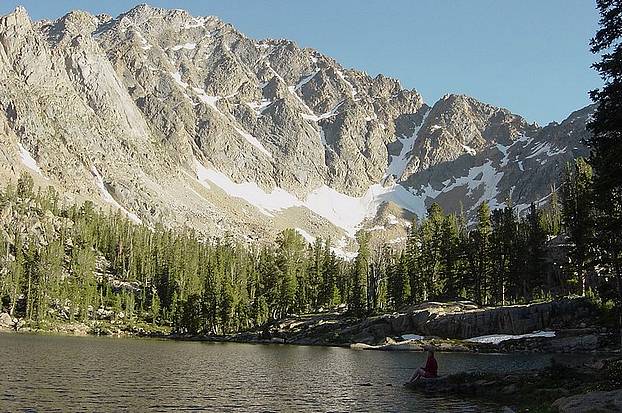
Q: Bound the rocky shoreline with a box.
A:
[2,297,618,355]
[181,297,618,354]
[0,313,170,339]
[403,355,622,412]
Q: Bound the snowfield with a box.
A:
[465,330,556,344]
[195,166,429,237]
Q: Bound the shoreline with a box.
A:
[2,322,618,356]
[2,297,617,354]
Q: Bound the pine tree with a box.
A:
[560,158,595,295]
[440,214,460,299]
[471,202,492,305]
[420,203,444,300]
[589,0,622,346]
[525,203,548,299]
[350,231,370,315]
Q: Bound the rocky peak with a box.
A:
[0,7,31,33]
[400,94,539,177]
[39,11,99,44]
[0,4,592,254]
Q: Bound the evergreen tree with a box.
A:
[440,214,460,299]
[350,231,370,315]
[419,203,444,300]
[471,202,492,305]
[589,0,622,346]
[560,158,595,295]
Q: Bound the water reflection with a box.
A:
[0,333,558,412]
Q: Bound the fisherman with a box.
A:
[409,347,438,382]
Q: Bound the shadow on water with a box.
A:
[0,332,566,412]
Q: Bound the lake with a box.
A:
[0,333,561,412]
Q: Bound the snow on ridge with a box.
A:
[90,166,141,224]
[306,183,427,237]
[199,166,426,237]
[336,68,357,98]
[183,16,210,29]
[171,42,197,51]
[170,71,188,88]
[17,143,44,177]
[332,237,358,260]
[301,100,345,122]
[232,125,272,158]
[384,109,430,180]
[547,146,567,156]
[526,142,551,160]
[294,69,320,91]
[387,214,399,225]
[247,99,273,116]
[411,160,505,212]
[132,29,151,50]
[191,87,224,115]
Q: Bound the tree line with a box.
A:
[0,158,611,336]
[0,0,620,338]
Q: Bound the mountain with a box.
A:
[0,5,592,255]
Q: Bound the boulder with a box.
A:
[552,389,622,413]
[0,312,13,328]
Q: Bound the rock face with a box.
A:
[0,5,593,251]
[412,298,596,339]
[347,298,597,343]
[224,298,598,348]
[552,390,622,413]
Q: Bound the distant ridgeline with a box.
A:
[0,166,608,335]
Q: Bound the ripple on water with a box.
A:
[0,333,564,412]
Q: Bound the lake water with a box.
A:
[0,333,562,412]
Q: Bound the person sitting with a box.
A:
[409,348,438,382]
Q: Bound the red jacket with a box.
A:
[424,355,438,377]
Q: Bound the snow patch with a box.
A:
[387,214,399,225]
[465,330,555,345]
[461,144,476,156]
[194,159,211,190]
[294,69,320,91]
[247,99,273,116]
[201,168,300,217]
[232,126,272,158]
[332,237,358,260]
[295,228,316,244]
[171,42,197,51]
[384,109,430,180]
[17,143,44,176]
[401,334,425,341]
[192,87,222,114]
[183,17,210,29]
[336,68,357,98]
[90,166,141,224]
[200,168,426,237]
[301,100,345,122]
[412,160,505,211]
[170,71,188,88]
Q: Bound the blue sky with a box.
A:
[0,1,601,125]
